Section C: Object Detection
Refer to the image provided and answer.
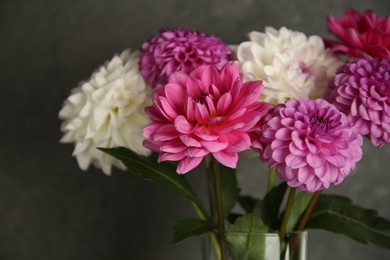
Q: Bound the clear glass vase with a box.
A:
[202,230,308,260]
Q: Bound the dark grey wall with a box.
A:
[1,0,389,259]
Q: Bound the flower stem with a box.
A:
[289,190,322,257]
[205,156,215,223]
[296,190,322,231]
[279,187,296,243]
[267,167,277,192]
[213,158,228,260]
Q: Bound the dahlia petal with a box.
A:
[158,152,186,162]
[370,123,383,138]
[160,142,187,153]
[177,156,204,174]
[271,139,289,150]
[307,152,325,168]
[272,148,290,163]
[180,135,202,147]
[291,131,306,150]
[168,71,188,86]
[286,154,307,169]
[275,128,291,140]
[327,154,346,167]
[164,83,187,111]
[289,142,307,156]
[157,96,179,120]
[152,124,178,141]
[220,62,240,88]
[191,126,219,141]
[201,140,229,152]
[297,166,311,182]
[368,109,381,124]
[201,65,221,88]
[175,115,194,134]
[217,93,233,115]
[305,138,321,154]
[212,150,238,168]
[358,103,370,120]
[195,103,210,122]
[186,77,203,97]
[224,132,251,152]
[184,147,209,157]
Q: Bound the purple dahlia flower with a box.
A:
[326,56,390,147]
[257,97,363,192]
[139,27,231,87]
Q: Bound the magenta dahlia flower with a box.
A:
[326,56,390,147]
[139,27,231,87]
[324,9,390,58]
[256,97,363,192]
[142,62,273,174]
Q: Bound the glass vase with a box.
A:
[202,230,308,260]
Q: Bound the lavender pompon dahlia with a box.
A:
[139,27,231,87]
[256,97,363,192]
[326,56,390,147]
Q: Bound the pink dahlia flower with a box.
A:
[139,27,231,87]
[257,97,363,192]
[324,9,390,58]
[326,56,390,147]
[142,62,273,174]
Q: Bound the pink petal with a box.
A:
[159,96,179,120]
[275,128,291,140]
[286,154,307,169]
[158,152,186,162]
[160,141,187,153]
[201,140,229,152]
[327,154,346,167]
[201,65,221,88]
[297,166,311,182]
[164,83,187,111]
[193,125,219,141]
[307,153,325,168]
[184,147,209,157]
[177,156,204,174]
[195,103,210,123]
[219,62,240,89]
[152,124,179,141]
[180,135,202,147]
[174,115,194,134]
[217,93,232,115]
[212,150,238,168]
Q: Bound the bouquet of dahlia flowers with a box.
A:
[59,8,390,259]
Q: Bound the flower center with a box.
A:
[196,91,209,104]
[299,62,312,75]
[310,115,329,133]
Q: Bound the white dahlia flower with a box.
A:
[59,50,152,175]
[237,27,342,104]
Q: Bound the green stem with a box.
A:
[296,190,322,231]
[205,156,215,223]
[267,167,277,192]
[191,201,221,260]
[289,190,322,258]
[279,187,296,243]
[213,159,228,260]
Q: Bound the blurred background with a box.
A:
[1,0,389,259]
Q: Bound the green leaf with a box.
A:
[306,194,390,248]
[218,164,240,217]
[261,182,288,230]
[173,219,216,244]
[226,214,271,260]
[286,192,314,232]
[237,195,260,214]
[99,147,204,212]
